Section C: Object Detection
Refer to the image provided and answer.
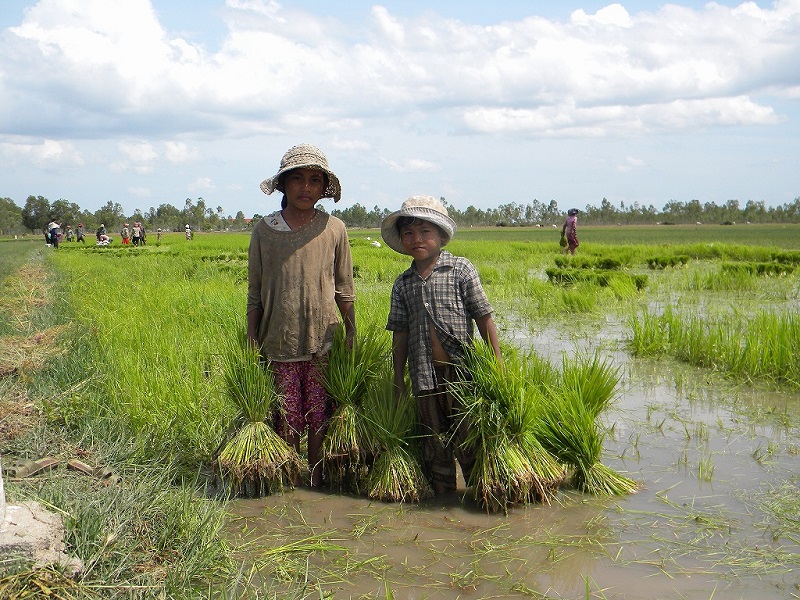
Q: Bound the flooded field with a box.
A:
[228,326,800,599]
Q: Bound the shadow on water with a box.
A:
[225,325,800,599]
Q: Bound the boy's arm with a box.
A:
[475,313,502,362]
[391,330,409,399]
[336,299,356,348]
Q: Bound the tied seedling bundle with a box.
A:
[362,372,432,502]
[450,343,564,514]
[321,325,389,492]
[216,335,302,497]
[535,354,639,496]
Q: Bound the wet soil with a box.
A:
[227,327,800,599]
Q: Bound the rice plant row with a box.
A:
[630,306,800,388]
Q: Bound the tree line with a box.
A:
[1,194,799,237]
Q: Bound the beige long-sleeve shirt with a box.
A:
[247,211,355,361]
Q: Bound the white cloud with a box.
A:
[382,157,440,173]
[3,0,796,141]
[571,4,633,27]
[112,141,158,174]
[188,177,215,193]
[127,186,152,198]
[617,156,646,173]
[0,137,85,168]
[164,141,200,163]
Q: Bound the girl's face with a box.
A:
[283,168,327,211]
[399,219,444,262]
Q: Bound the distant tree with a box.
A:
[0,197,24,235]
[22,195,51,232]
[94,200,125,229]
[50,198,83,228]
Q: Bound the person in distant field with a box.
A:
[561,208,579,255]
[65,225,74,242]
[247,143,356,488]
[76,223,86,244]
[96,223,110,245]
[184,225,192,240]
[382,195,501,496]
[121,224,131,245]
[131,222,142,246]
[47,220,61,249]
[157,228,163,243]
[140,223,147,245]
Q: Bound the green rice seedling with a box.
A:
[216,335,302,497]
[534,354,638,496]
[451,342,565,513]
[362,373,432,502]
[321,324,390,492]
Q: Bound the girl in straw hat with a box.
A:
[561,208,579,255]
[381,195,501,496]
[247,144,356,488]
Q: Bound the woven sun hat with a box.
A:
[260,143,341,202]
[568,208,579,216]
[380,195,456,255]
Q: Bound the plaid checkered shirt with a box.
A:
[386,250,494,395]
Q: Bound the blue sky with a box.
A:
[1,0,798,219]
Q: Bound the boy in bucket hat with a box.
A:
[247,143,355,488]
[381,195,501,496]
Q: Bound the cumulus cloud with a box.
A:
[1,0,796,145]
[383,157,440,173]
[164,141,200,163]
[188,176,216,193]
[617,156,646,173]
[111,140,158,174]
[0,137,85,169]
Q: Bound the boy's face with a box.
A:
[399,219,444,261]
[283,168,326,211]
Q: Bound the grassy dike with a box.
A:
[0,238,236,599]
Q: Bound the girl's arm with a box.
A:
[246,307,262,348]
[391,330,409,399]
[475,313,502,363]
[336,299,356,348]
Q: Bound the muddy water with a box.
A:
[227,329,800,599]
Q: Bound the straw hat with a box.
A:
[380,195,456,255]
[260,143,341,202]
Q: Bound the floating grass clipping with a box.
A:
[450,342,564,513]
[321,324,389,492]
[216,334,302,497]
[362,374,432,502]
[535,354,639,496]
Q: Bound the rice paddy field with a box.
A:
[1,223,799,599]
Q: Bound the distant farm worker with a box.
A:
[381,195,501,496]
[184,224,192,240]
[76,223,86,243]
[65,225,74,242]
[131,222,142,246]
[96,223,110,245]
[121,223,130,245]
[157,228,163,243]
[247,143,356,488]
[561,208,579,255]
[47,220,61,249]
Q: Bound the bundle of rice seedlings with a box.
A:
[216,335,302,497]
[451,342,562,513]
[362,374,432,502]
[535,354,638,496]
[506,384,566,503]
[321,325,389,492]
